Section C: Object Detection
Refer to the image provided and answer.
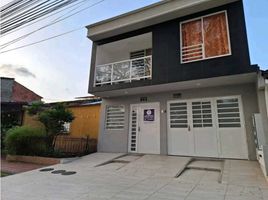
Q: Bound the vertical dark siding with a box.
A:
[89,0,257,94]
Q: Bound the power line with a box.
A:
[1,0,32,15]
[1,1,74,33]
[1,0,91,36]
[1,0,41,20]
[2,0,60,26]
[0,27,84,54]
[1,0,81,34]
[0,0,104,49]
[0,0,23,12]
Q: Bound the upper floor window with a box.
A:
[180,11,231,63]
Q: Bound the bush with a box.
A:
[1,112,22,152]
[4,126,47,156]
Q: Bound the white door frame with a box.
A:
[128,102,160,154]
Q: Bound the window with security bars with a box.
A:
[105,106,125,130]
[192,101,213,128]
[180,11,231,63]
[217,98,241,128]
[169,102,188,128]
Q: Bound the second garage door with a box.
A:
[167,96,248,159]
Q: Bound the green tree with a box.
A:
[27,102,74,150]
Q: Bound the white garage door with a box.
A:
[167,96,248,159]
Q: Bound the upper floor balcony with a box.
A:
[95,55,152,86]
[94,33,152,87]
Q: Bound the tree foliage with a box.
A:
[27,102,74,149]
[27,101,45,115]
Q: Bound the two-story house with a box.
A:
[86,0,268,161]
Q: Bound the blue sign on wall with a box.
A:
[144,109,155,121]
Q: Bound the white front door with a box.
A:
[129,102,160,154]
[168,96,248,159]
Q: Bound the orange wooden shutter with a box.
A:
[203,12,230,58]
[181,19,203,62]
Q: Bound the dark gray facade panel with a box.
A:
[88,43,97,93]
[88,1,258,94]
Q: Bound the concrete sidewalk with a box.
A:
[1,153,268,200]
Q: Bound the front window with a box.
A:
[105,106,125,130]
[180,11,231,63]
[63,122,71,133]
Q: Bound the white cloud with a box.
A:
[0,64,36,78]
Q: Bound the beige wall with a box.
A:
[98,83,259,160]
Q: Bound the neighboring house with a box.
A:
[86,0,268,162]
[1,77,42,127]
[23,97,101,139]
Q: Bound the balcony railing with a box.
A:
[94,55,152,86]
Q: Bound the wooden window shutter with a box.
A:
[181,19,203,62]
[203,12,230,58]
[180,11,231,63]
[181,19,202,47]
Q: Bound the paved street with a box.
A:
[1,153,268,200]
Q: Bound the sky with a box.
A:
[0,0,267,102]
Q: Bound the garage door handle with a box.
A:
[138,126,141,132]
[188,125,191,131]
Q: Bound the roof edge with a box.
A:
[86,0,240,41]
[86,0,172,29]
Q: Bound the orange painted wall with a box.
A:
[23,112,45,129]
[68,105,100,139]
[23,104,100,139]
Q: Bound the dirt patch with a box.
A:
[6,155,60,165]
[1,157,50,174]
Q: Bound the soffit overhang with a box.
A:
[86,0,239,41]
[92,72,257,98]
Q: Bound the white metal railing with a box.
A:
[94,55,152,86]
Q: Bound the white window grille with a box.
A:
[105,106,125,130]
